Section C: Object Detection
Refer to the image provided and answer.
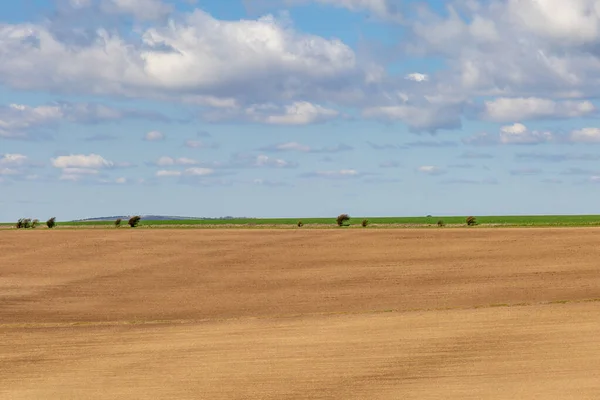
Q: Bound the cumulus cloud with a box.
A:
[363,102,463,133]
[0,10,371,120]
[51,153,132,181]
[483,97,596,122]
[506,0,600,45]
[252,154,296,168]
[52,154,113,169]
[7,0,600,143]
[251,102,339,125]
[405,0,600,103]
[499,123,553,144]
[153,156,198,167]
[405,73,428,82]
[205,101,341,125]
[569,128,600,143]
[463,123,554,145]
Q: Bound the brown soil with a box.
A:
[2,228,600,399]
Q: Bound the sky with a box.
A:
[2,0,600,221]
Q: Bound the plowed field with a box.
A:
[2,228,600,399]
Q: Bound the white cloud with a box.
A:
[206,101,340,125]
[405,0,600,105]
[405,73,428,82]
[0,153,39,180]
[262,102,339,125]
[52,153,119,181]
[115,177,127,184]
[363,103,462,132]
[499,123,553,144]
[464,123,554,145]
[506,0,600,45]
[154,156,198,166]
[569,128,600,143]
[176,157,197,165]
[52,154,113,169]
[144,130,165,141]
[483,97,595,122]
[0,153,28,166]
[0,10,368,117]
[185,167,215,176]
[254,155,294,168]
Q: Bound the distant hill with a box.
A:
[71,215,244,222]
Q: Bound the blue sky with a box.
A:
[2,0,600,220]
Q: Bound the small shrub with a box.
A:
[361,219,369,227]
[336,214,350,226]
[18,218,32,229]
[128,215,141,228]
[466,216,477,226]
[31,219,39,228]
[115,218,122,228]
[46,217,56,229]
[297,220,303,227]
[437,220,445,227]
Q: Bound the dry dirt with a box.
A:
[1,228,600,399]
